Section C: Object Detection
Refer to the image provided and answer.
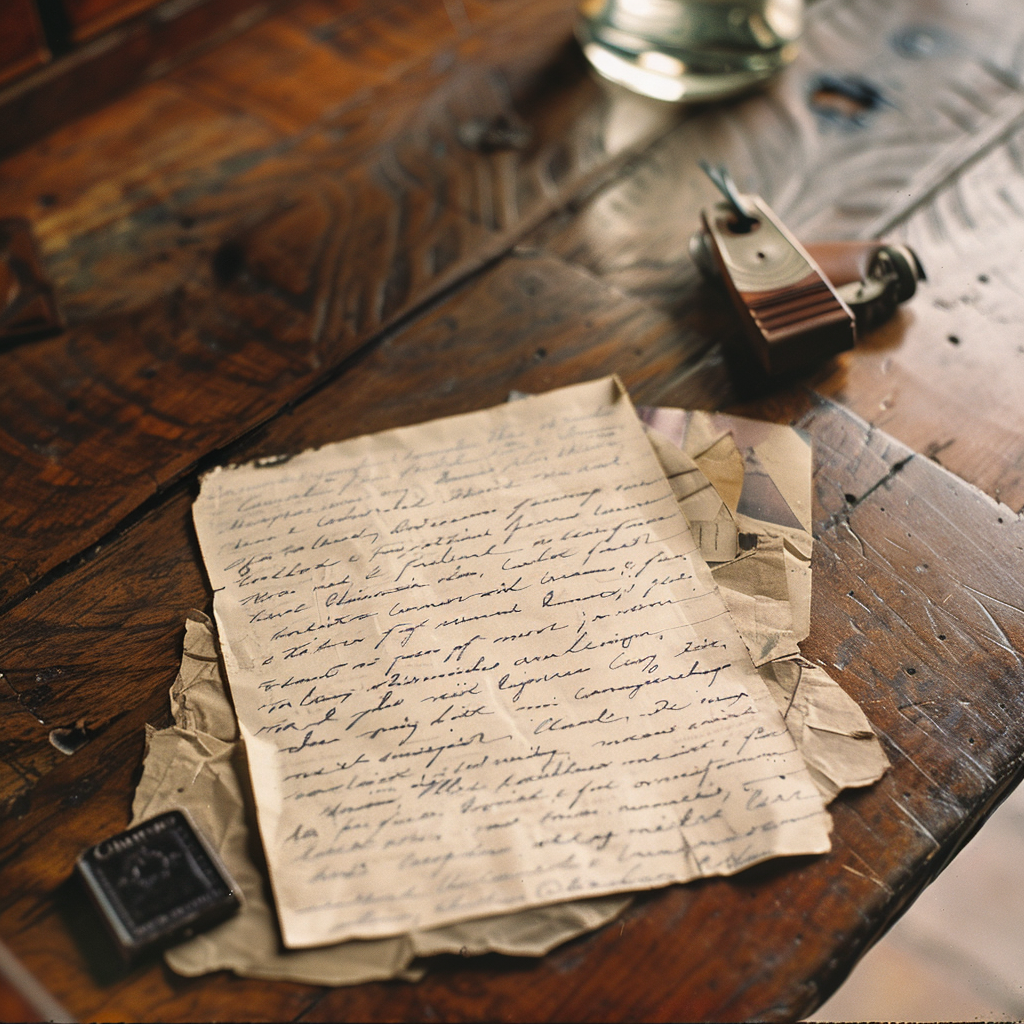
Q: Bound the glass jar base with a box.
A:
[579,35,798,102]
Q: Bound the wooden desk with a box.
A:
[4,0,1024,1019]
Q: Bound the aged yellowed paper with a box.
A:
[193,377,830,949]
[134,612,632,984]
[640,409,888,802]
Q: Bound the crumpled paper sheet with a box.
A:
[132,612,632,984]
[713,538,800,667]
[645,429,799,665]
[645,428,740,563]
[134,404,886,984]
[759,658,890,803]
[642,408,888,803]
[642,408,815,642]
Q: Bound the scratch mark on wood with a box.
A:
[844,845,895,897]
[958,585,1024,669]
[841,863,892,893]
[891,796,944,852]
[882,725,989,792]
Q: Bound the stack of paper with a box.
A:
[132,377,886,983]
[639,405,889,801]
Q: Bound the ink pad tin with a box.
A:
[75,809,240,962]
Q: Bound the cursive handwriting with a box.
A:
[194,378,829,947]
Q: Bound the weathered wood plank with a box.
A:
[0,0,678,610]
[12,0,1022,614]
[0,249,697,1021]
[0,0,280,160]
[3,242,1024,1019]
[814,121,1024,511]
[0,249,694,823]
[541,0,1024,284]
[534,0,1024,508]
[0,0,48,89]
[4,1,1024,1019]
[6,0,1019,616]
[64,0,168,43]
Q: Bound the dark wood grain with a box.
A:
[0,0,48,88]
[62,0,168,42]
[4,299,1024,1019]
[0,0,283,161]
[0,0,680,611]
[6,0,1023,615]
[535,0,1024,507]
[812,120,1024,512]
[4,0,1024,1018]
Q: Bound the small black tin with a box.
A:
[75,809,240,963]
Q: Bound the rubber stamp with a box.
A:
[75,810,240,963]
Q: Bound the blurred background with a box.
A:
[810,782,1024,1022]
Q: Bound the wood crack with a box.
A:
[818,453,915,539]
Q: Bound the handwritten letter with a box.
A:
[193,378,830,947]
